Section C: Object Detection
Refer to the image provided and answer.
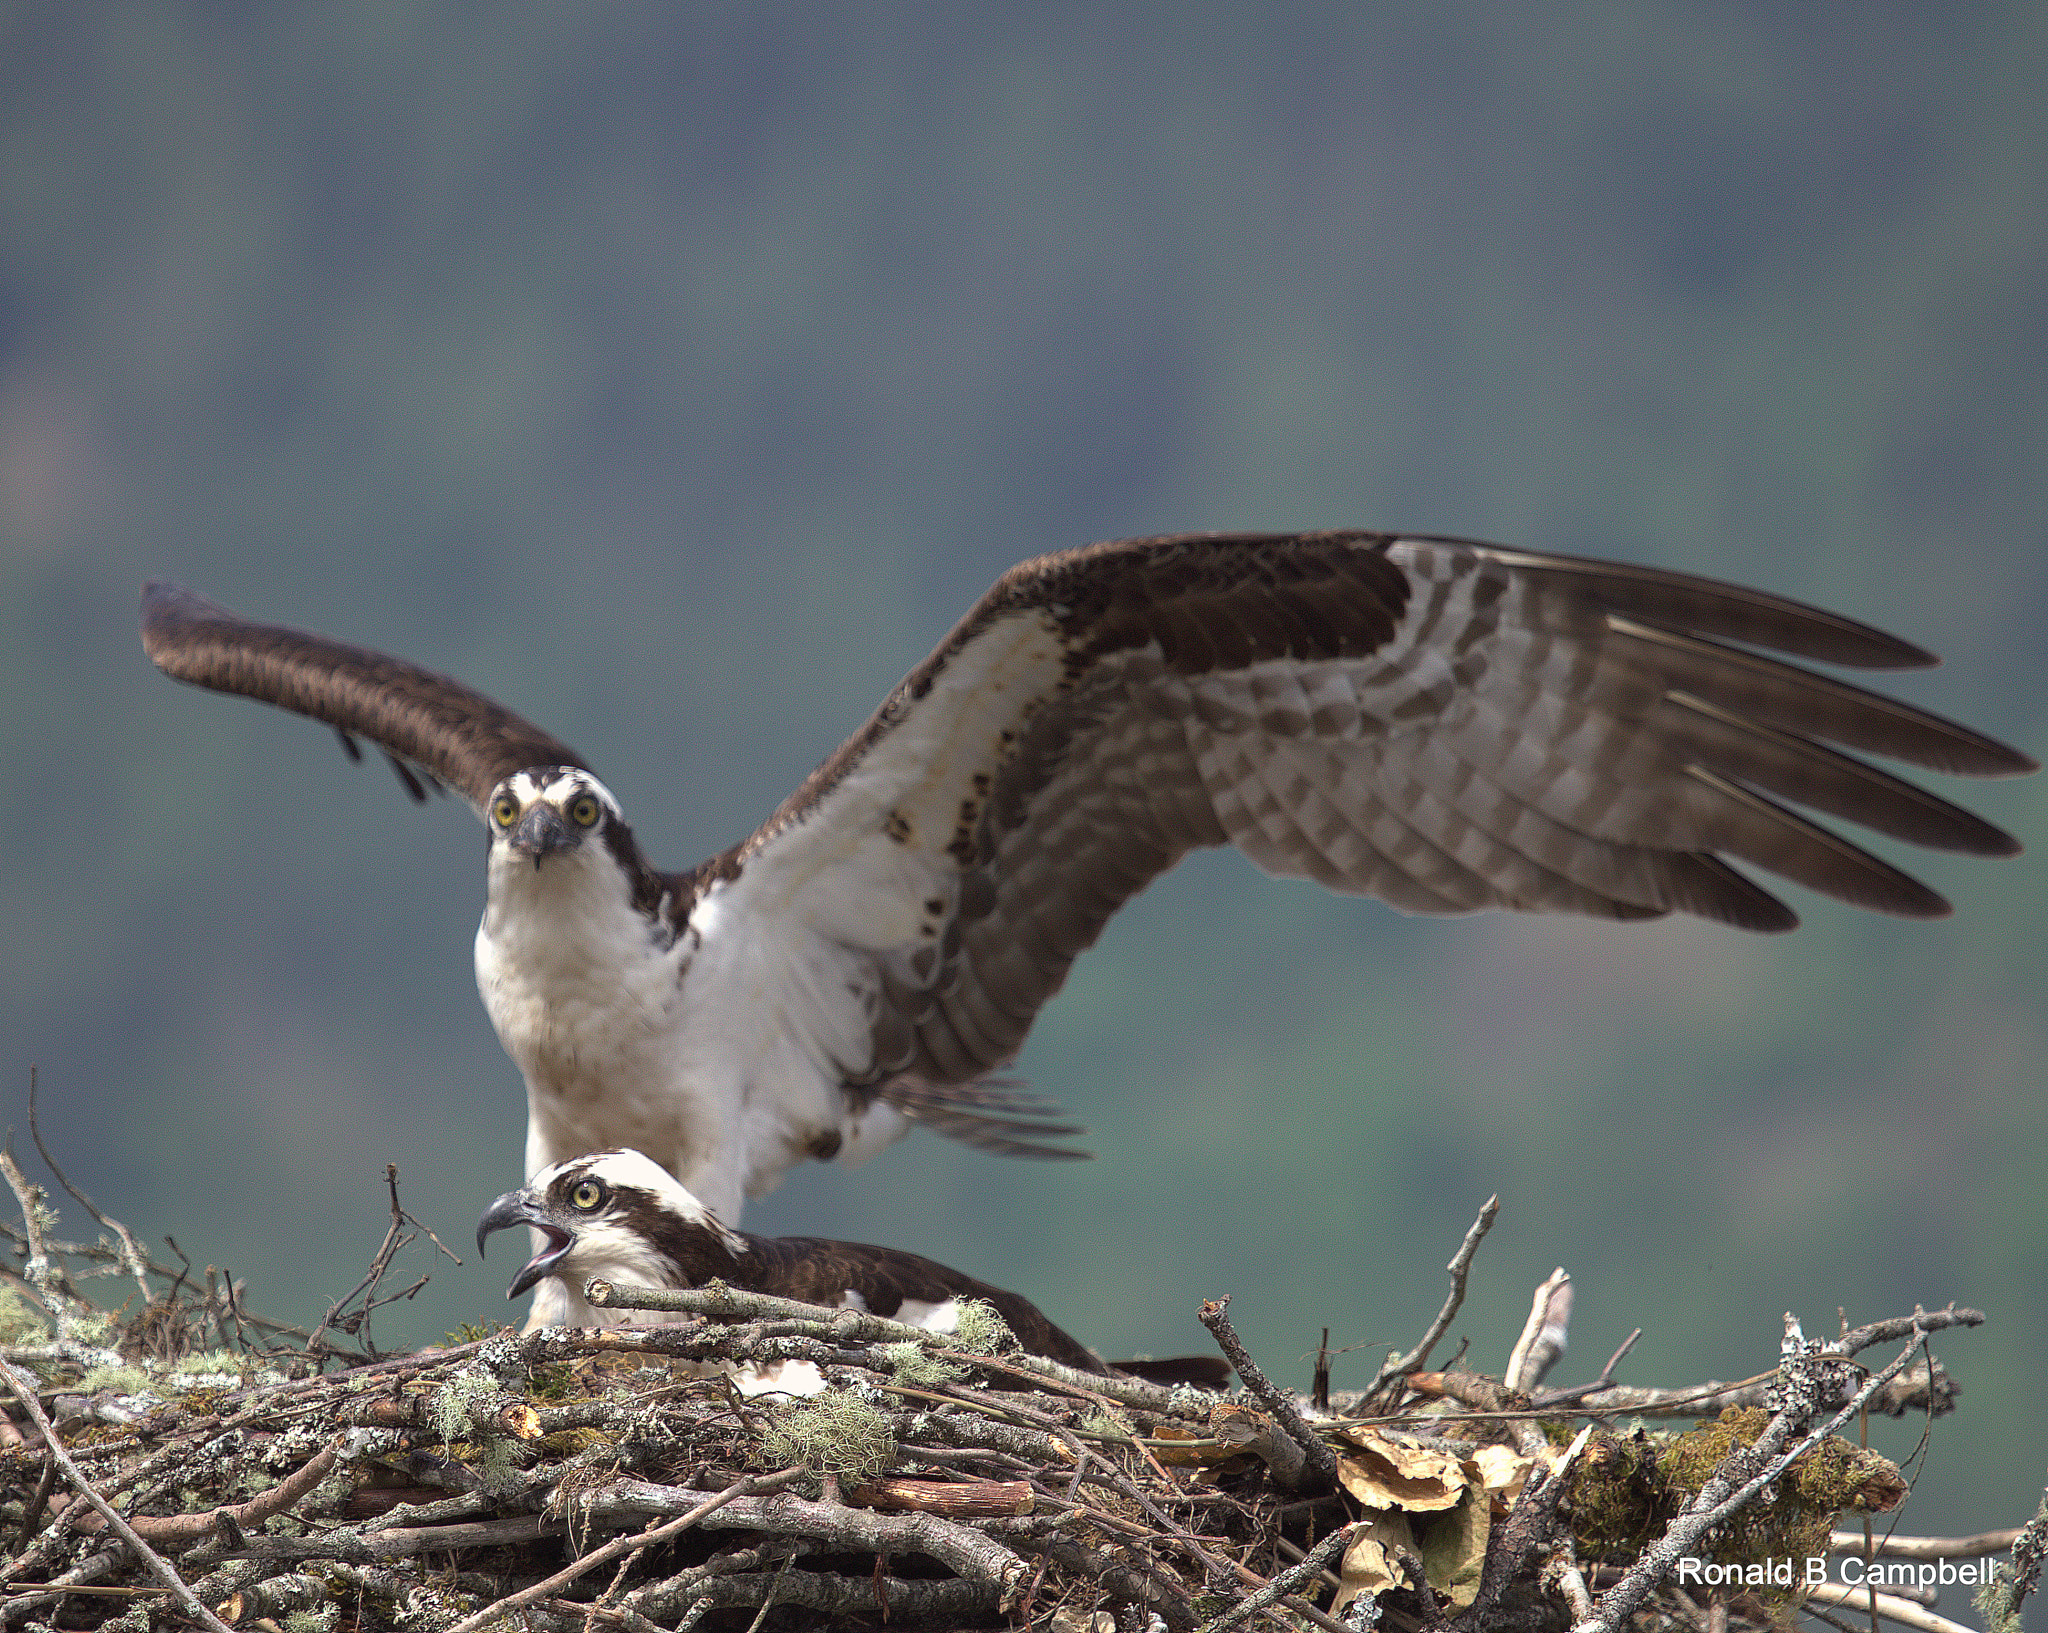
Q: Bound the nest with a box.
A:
[1,1153,2032,1633]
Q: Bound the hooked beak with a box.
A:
[509,804,578,867]
[476,1187,573,1300]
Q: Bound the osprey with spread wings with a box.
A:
[143,531,2033,1313]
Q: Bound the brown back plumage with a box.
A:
[592,1163,1221,1381]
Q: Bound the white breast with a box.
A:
[475,841,907,1232]
[475,843,714,1183]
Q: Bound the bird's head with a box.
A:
[483,768,625,870]
[476,1149,744,1307]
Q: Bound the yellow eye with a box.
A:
[569,795,600,827]
[491,795,520,828]
[570,1179,604,1211]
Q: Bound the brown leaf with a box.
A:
[1335,1429,1467,1512]
[1418,1486,1491,1609]
[1335,1512,1419,1612]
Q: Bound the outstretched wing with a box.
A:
[707,531,2032,1097]
[141,581,591,811]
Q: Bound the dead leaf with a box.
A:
[1144,1423,1222,1466]
[1336,1429,1467,1511]
[1418,1485,1491,1608]
[1335,1512,1419,1612]
[1468,1442,1547,1508]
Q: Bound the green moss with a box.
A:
[66,1310,116,1347]
[1567,1407,1905,1599]
[878,1341,963,1388]
[0,1288,50,1346]
[523,1362,579,1401]
[538,1427,613,1457]
[25,1195,57,1243]
[80,1364,154,1396]
[174,1387,230,1419]
[1078,1408,1134,1442]
[757,1390,896,1480]
[948,1299,1014,1356]
[428,1369,495,1443]
[170,1350,245,1387]
[429,1369,520,1489]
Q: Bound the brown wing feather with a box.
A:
[727,532,2031,1103]
[141,581,591,811]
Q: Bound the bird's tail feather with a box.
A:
[880,1074,1091,1161]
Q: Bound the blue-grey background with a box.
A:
[4,6,2044,1560]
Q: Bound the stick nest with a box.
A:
[0,1164,2009,1633]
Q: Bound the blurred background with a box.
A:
[3,3,2044,1560]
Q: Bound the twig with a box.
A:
[27,1068,153,1309]
[0,1552,132,1627]
[1977,1481,2048,1630]
[1502,1267,1571,1392]
[1531,1326,1641,1408]
[1197,1295,1340,1491]
[586,1277,1195,1413]
[0,1140,65,1318]
[312,1164,453,1358]
[1407,1368,1549,1456]
[1023,1534,1198,1629]
[1049,1436,1264,1608]
[83,1441,342,1545]
[437,1467,806,1633]
[1828,1528,2024,1559]
[1546,1540,1596,1624]
[1193,1521,1359,1633]
[1364,1195,1498,1398]
[0,1360,237,1633]
[1804,1582,1979,1633]
[1829,1307,1983,1355]
[656,1566,996,1628]
[594,1482,1036,1592]
[1468,1423,1593,1626]
[15,1456,58,1552]
[948,1346,1196,1414]
[189,1514,564,1565]
[845,1476,1034,1516]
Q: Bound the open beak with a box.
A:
[476,1187,573,1300]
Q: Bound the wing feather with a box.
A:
[145,536,2032,1159]
[140,581,590,810]
[716,532,2029,1116]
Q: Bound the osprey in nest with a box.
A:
[478,1148,1229,1382]
[143,532,2032,1319]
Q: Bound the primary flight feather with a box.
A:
[142,532,2033,1318]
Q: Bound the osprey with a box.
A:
[143,533,2033,1318]
[477,1148,1228,1386]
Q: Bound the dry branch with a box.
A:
[1362,1193,1498,1401]
[1198,1293,1340,1491]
